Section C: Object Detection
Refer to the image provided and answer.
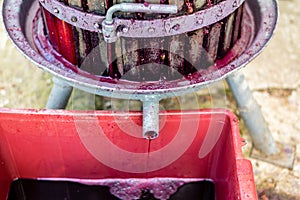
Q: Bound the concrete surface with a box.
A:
[0,0,299,199]
[242,0,300,199]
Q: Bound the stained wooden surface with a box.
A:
[41,0,244,80]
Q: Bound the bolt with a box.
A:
[148,27,155,33]
[122,26,129,33]
[171,24,180,31]
[217,9,223,17]
[196,18,203,25]
[94,23,100,29]
[54,8,59,14]
[232,0,237,8]
[94,23,102,33]
[71,16,77,22]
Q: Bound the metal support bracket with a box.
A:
[46,77,73,109]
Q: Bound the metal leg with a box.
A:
[46,77,73,109]
[226,71,279,155]
[226,71,295,168]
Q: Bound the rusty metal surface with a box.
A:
[39,0,245,38]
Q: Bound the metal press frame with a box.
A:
[2,0,295,168]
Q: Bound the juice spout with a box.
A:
[142,99,159,139]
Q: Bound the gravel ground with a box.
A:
[242,0,300,198]
[0,0,299,199]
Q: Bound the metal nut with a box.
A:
[53,8,59,14]
[122,26,129,33]
[71,16,77,22]
[232,0,238,7]
[148,27,155,33]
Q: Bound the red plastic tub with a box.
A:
[0,108,257,200]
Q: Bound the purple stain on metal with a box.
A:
[196,17,204,25]
[122,26,129,33]
[217,7,223,17]
[38,0,245,37]
[171,24,180,31]
[103,178,187,200]
[3,0,277,97]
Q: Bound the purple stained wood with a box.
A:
[41,0,245,80]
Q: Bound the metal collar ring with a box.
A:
[39,0,245,41]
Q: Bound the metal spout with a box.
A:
[142,99,160,139]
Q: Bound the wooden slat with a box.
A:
[87,0,106,14]
[114,0,138,78]
[55,0,77,64]
[207,22,222,61]
[194,0,206,10]
[98,35,110,75]
[137,0,165,81]
[42,1,77,64]
[231,4,244,47]
[221,13,235,55]
[41,9,60,51]
[55,18,77,63]
[86,0,108,75]
[169,34,186,77]
[168,0,185,78]
[68,0,88,66]
[141,38,168,81]
[205,0,222,62]
[121,38,140,78]
[113,40,123,76]
[185,0,206,71]
[186,30,204,70]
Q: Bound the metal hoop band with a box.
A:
[39,0,245,38]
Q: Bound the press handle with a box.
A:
[105,3,178,24]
